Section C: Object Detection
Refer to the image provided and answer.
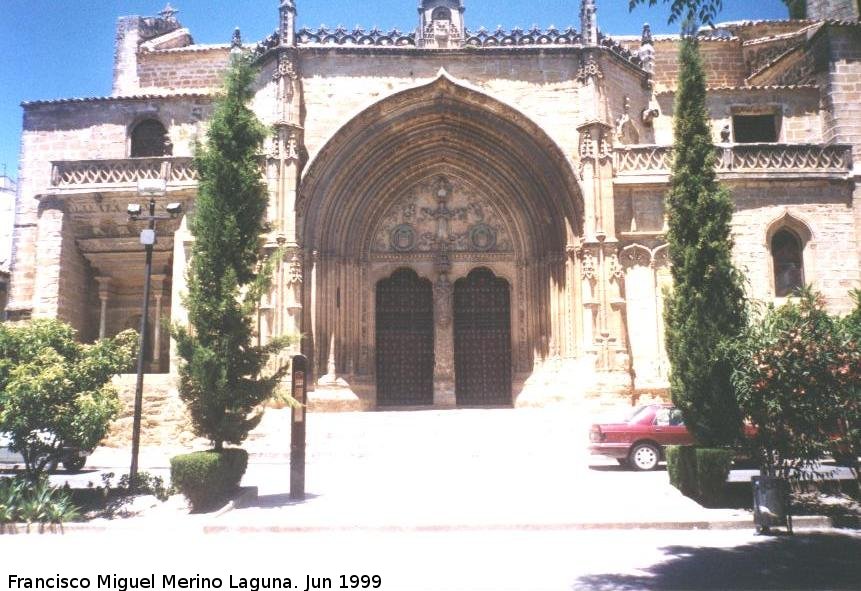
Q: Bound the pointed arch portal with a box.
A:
[299,73,585,406]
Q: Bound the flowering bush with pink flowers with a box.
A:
[731,288,861,478]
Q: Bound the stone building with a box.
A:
[7,0,861,429]
[0,173,15,318]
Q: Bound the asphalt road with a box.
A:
[2,528,860,591]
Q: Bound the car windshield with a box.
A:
[626,406,654,424]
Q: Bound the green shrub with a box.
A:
[0,476,79,524]
[695,448,734,506]
[667,445,698,498]
[730,289,859,478]
[117,471,173,501]
[0,319,135,479]
[170,449,248,511]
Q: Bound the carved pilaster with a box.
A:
[577,121,615,241]
[267,47,304,248]
[432,274,456,407]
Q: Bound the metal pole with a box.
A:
[129,196,156,491]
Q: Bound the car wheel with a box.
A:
[63,454,86,472]
[629,443,660,471]
[44,457,59,472]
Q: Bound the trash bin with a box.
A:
[752,475,792,534]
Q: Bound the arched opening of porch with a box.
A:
[298,73,585,406]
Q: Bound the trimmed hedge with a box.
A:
[695,448,734,506]
[666,445,698,498]
[667,446,733,506]
[170,448,248,512]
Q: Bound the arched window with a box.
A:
[130,119,171,158]
[772,228,804,297]
[431,7,452,21]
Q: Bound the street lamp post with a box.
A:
[128,178,182,490]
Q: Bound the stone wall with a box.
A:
[297,49,642,168]
[653,87,823,144]
[9,97,212,316]
[137,47,232,92]
[56,207,94,337]
[821,25,861,159]
[645,39,747,91]
[806,0,860,20]
[730,179,859,313]
[103,373,197,447]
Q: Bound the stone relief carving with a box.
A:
[580,250,597,280]
[273,51,299,81]
[285,131,300,160]
[621,244,651,268]
[620,243,670,270]
[434,274,453,328]
[607,252,625,280]
[372,177,513,254]
[615,97,640,145]
[576,54,603,85]
[286,253,303,285]
[390,224,417,252]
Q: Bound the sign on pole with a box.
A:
[290,354,308,500]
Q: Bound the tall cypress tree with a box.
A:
[173,59,289,451]
[664,33,747,447]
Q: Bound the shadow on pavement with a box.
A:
[244,492,321,509]
[571,532,861,590]
[588,464,668,473]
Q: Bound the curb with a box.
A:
[201,515,835,534]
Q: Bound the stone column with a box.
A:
[169,215,191,373]
[95,276,113,339]
[432,268,456,407]
[150,274,167,368]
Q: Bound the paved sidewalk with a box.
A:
[75,407,834,532]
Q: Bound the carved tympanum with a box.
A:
[372,177,513,254]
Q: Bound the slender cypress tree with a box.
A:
[664,32,747,447]
[173,59,289,451]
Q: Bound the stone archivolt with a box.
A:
[299,74,582,258]
[297,75,587,400]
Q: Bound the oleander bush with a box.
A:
[731,289,860,479]
[170,449,248,512]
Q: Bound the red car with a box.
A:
[589,403,693,471]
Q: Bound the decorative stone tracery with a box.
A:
[372,176,514,255]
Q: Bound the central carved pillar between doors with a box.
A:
[433,254,456,407]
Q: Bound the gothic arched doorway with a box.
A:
[375,268,435,406]
[454,268,511,406]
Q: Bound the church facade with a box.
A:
[8,0,861,430]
